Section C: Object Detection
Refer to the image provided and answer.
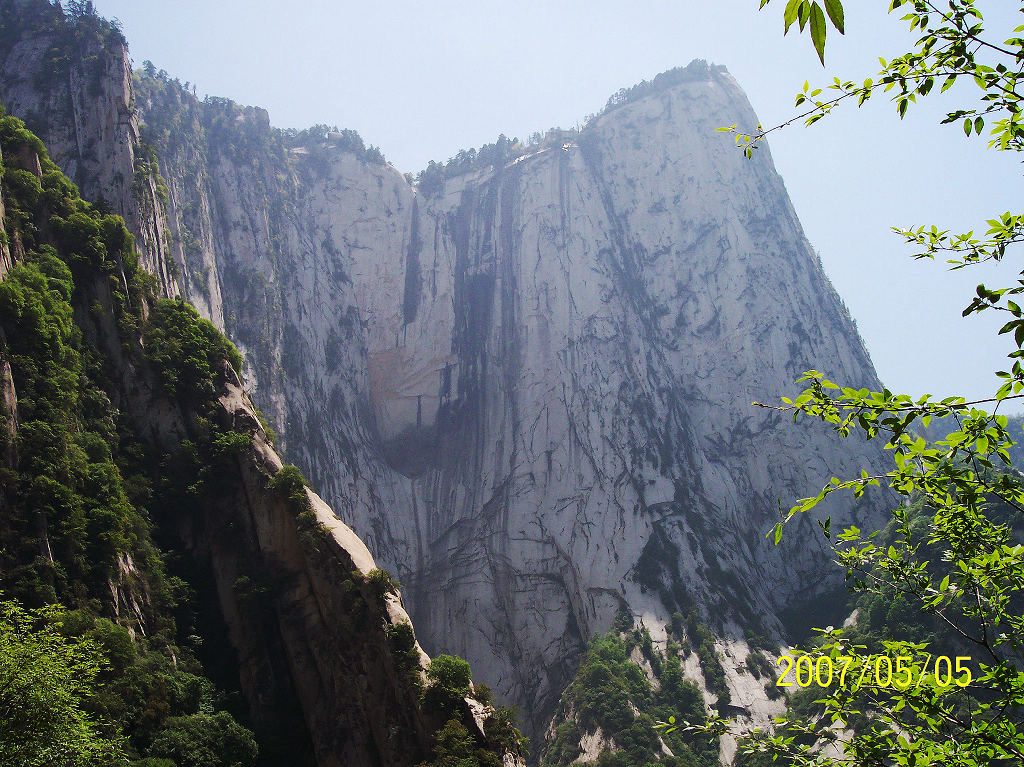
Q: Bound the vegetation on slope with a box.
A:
[416,653,529,767]
[541,623,719,767]
[0,104,270,765]
[0,0,126,95]
[598,61,720,117]
[134,64,385,169]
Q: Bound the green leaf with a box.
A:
[824,0,845,34]
[784,0,802,34]
[810,3,827,64]
[798,1,811,32]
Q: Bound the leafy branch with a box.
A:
[684,6,1024,766]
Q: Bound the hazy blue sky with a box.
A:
[90,0,1024,410]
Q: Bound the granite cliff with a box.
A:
[0,0,887,754]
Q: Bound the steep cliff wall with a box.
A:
[131,62,886,740]
[0,105,524,767]
[0,3,888,747]
[117,356,445,767]
[354,64,884,734]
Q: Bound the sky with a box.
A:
[89,0,1024,410]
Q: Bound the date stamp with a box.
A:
[776,653,973,689]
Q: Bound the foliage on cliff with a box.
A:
[0,108,263,765]
[414,134,522,196]
[144,298,242,401]
[134,66,385,169]
[415,654,529,767]
[599,61,721,117]
[540,627,718,767]
[1,109,155,611]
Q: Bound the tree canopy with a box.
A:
[0,601,125,767]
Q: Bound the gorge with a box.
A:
[0,1,888,764]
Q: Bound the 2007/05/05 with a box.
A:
[776,654,973,689]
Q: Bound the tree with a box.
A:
[143,299,244,401]
[661,2,1024,765]
[0,600,126,767]
[145,712,258,767]
[417,718,501,767]
[423,654,474,720]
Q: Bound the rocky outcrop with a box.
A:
[0,146,10,278]
[0,358,15,470]
[0,0,179,289]
[1,3,888,747]
[131,362,442,767]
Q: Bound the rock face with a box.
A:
[0,0,179,288]
[0,3,887,745]
[117,357,445,767]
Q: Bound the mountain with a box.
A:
[0,0,888,758]
[0,5,524,767]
